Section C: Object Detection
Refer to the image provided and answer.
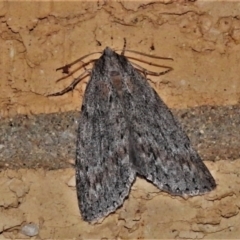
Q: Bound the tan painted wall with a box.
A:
[1,1,240,117]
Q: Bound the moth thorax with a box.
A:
[110,70,123,97]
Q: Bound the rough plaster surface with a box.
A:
[1,1,240,117]
[1,0,240,239]
[1,160,240,239]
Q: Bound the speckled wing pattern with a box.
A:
[76,47,216,223]
[76,49,136,222]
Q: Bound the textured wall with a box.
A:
[1,1,240,239]
[1,1,240,117]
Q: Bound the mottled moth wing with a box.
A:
[117,54,216,196]
[74,46,216,223]
[76,50,136,222]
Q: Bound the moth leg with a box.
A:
[130,61,173,77]
[55,59,96,83]
[56,51,101,74]
[48,58,101,96]
[121,38,127,55]
[47,71,90,96]
[126,49,173,61]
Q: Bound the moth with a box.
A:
[49,46,216,223]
